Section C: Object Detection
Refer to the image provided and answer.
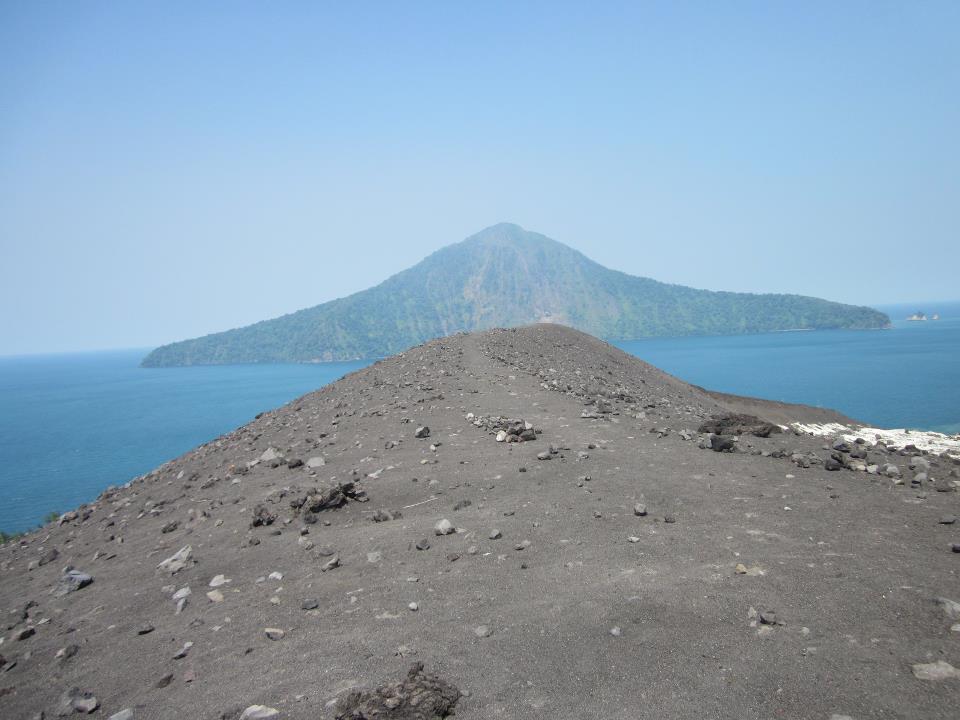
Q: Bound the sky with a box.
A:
[1,1,958,355]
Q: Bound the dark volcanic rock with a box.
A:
[710,435,736,453]
[699,413,782,438]
[54,569,94,597]
[335,662,460,719]
[249,504,277,528]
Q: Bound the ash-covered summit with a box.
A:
[142,223,889,366]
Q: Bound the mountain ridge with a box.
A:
[3,324,957,719]
[142,223,890,366]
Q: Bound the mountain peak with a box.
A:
[141,226,890,366]
[463,222,539,245]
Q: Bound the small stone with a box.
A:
[474,624,492,638]
[912,660,960,680]
[58,687,99,714]
[301,598,320,610]
[15,626,35,641]
[408,602,419,611]
[416,538,431,551]
[663,515,676,524]
[55,569,94,596]
[414,426,430,438]
[56,645,80,662]
[157,545,192,574]
[173,641,193,659]
[609,626,622,637]
[940,515,957,525]
[108,710,134,720]
[155,673,174,689]
[627,536,640,543]
[136,624,155,636]
[434,518,455,535]
[206,590,224,603]
[321,555,340,572]
[488,529,502,540]
[240,706,280,720]
[265,628,285,641]
[633,504,647,517]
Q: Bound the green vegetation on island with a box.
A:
[142,223,891,367]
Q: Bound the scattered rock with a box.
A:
[911,660,960,681]
[414,426,431,439]
[240,707,280,720]
[633,503,647,517]
[434,519,455,536]
[371,508,402,523]
[157,546,193,574]
[54,569,94,597]
[250,504,278,528]
[335,662,460,719]
[264,628,285,641]
[56,687,99,715]
[699,414,781,437]
[710,435,735,453]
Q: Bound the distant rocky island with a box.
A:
[142,223,891,367]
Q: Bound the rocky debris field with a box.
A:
[1,324,958,719]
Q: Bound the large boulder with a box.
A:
[698,414,782,438]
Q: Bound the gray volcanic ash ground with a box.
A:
[2,325,959,719]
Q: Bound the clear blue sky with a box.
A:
[1,1,957,354]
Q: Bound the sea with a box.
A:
[1,302,957,534]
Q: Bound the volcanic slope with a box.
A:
[2,325,959,719]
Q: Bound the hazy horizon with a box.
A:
[2,3,958,354]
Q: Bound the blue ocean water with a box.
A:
[0,355,370,534]
[1,302,957,534]
[615,302,960,436]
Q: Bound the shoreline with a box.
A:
[791,421,960,459]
